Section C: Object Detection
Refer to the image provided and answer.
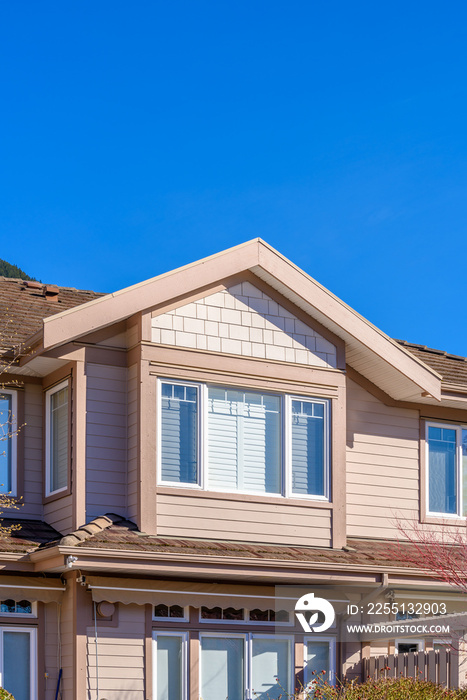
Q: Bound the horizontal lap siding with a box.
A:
[346,379,420,538]
[18,384,43,518]
[86,604,145,700]
[127,364,138,522]
[44,603,60,700]
[157,493,332,546]
[86,364,128,521]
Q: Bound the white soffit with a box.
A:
[39,239,441,402]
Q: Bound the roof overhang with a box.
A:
[36,239,441,402]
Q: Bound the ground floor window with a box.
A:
[153,630,335,700]
[0,627,37,700]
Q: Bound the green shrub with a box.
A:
[304,675,467,699]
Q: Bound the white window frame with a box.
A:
[199,632,294,700]
[157,378,331,502]
[0,600,37,618]
[303,636,336,688]
[0,389,18,497]
[395,638,425,653]
[45,380,69,497]
[425,422,464,518]
[0,625,38,700]
[198,607,293,626]
[152,604,189,622]
[152,630,188,700]
[157,379,204,489]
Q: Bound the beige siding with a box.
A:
[44,602,60,700]
[17,384,43,519]
[60,581,74,698]
[157,492,332,546]
[346,378,420,538]
[86,604,145,700]
[44,494,73,535]
[86,363,128,521]
[127,364,138,522]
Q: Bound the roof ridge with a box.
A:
[59,513,127,546]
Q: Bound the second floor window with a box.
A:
[45,381,69,496]
[0,391,17,495]
[427,423,467,517]
[158,379,330,500]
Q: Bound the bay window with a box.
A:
[0,391,17,495]
[158,379,330,500]
[426,422,467,517]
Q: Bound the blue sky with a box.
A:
[1,2,467,354]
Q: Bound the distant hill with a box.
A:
[0,259,36,281]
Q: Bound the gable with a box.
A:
[151,281,337,368]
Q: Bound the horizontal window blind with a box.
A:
[50,386,68,492]
[291,399,325,496]
[161,383,198,484]
[208,388,281,494]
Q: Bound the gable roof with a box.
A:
[34,239,441,402]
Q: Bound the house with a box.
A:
[0,239,466,700]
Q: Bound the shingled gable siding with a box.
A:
[151,281,337,368]
[86,603,145,700]
[157,493,332,546]
[346,378,420,538]
[86,363,128,522]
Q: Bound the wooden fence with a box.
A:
[363,648,459,688]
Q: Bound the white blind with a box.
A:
[161,383,198,484]
[208,388,281,494]
[50,386,68,492]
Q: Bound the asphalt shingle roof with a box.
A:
[0,277,104,352]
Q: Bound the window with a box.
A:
[426,423,467,517]
[0,390,17,496]
[158,380,330,500]
[199,633,292,700]
[153,604,188,621]
[153,631,188,700]
[45,381,69,496]
[0,627,37,700]
[0,600,34,616]
[200,606,245,621]
[395,639,424,654]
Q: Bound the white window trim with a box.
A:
[0,601,37,618]
[198,607,293,626]
[157,379,204,489]
[152,605,189,622]
[0,389,18,497]
[0,625,38,700]
[303,635,336,687]
[157,378,331,502]
[425,422,465,519]
[45,380,69,498]
[153,630,188,700]
[199,632,294,700]
[395,638,425,653]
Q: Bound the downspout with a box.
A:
[94,601,99,700]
